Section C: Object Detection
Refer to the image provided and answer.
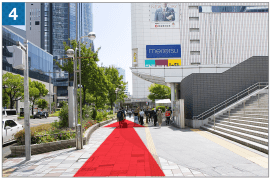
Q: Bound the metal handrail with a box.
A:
[192,82,268,120]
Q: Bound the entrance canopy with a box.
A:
[130,64,236,84]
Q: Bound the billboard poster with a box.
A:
[168,59,181,66]
[145,60,155,67]
[146,45,181,58]
[150,3,179,29]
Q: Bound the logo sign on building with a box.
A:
[149,3,179,29]
[155,60,168,66]
[2,3,25,25]
[146,45,181,58]
[145,60,155,67]
[168,59,181,66]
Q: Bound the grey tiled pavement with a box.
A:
[2,116,268,177]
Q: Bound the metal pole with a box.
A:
[24,40,31,160]
[49,70,51,114]
[79,39,83,144]
[229,110,230,123]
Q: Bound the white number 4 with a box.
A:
[9,8,18,20]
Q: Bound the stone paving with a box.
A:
[2,119,209,177]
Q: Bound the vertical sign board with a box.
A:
[2,2,25,25]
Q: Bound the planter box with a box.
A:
[10,138,86,157]
[10,117,116,157]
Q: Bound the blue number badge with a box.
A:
[2,2,25,25]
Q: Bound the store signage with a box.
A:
[168,59,181,66]
[145,60,155,67]
[146,45,181,58]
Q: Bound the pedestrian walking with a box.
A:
[165,106,172,125]
[133,107,139,125]
[152,108,157,126]
[139,109,145,125]
[157,107,163,128]
[117,108,125,128]
[128,110,132,118]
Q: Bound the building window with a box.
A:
[190,40,200,44]
[189,6,198,10]
[190,51,200,55]
[30,27,31,30]
[190,28,199,32]
[31,3,33,5]
[189,17,199,21]
[35,21,39,25]
[30,22,31,25]
[30,12,31,15]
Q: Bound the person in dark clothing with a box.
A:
[152,108,157,126]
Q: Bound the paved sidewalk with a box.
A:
[2,116,268,177]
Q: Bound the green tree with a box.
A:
[2,73,24,109]
[59,101,67,108]
[104,66,127,110]
[56,39,100,106]
[29,80,49,115]
[147,84,171,102]
[2,90,10,108]
[37,99,48,110]
[51,102,56,112]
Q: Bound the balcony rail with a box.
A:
[192,82,268,120]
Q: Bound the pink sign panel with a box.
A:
[155,60,168,66]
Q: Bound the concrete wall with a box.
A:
[180,56,269,119]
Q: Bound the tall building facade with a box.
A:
[116,67,130,97]
[2,26,53,112]
[131,3,268,106]
[26,3,94,103]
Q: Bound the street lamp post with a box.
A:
[66,32,96,150]
[78,32,96,132]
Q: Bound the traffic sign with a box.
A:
[2,2,25,25]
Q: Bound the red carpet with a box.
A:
[104,119,144,128]
[74,120,165,177]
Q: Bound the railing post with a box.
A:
[244,101,246,115]
[237,94,238,101]
[214,107,215,130]
[258,94,260,107]
[229,109,230,123]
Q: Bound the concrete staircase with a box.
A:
[201,92,269,154]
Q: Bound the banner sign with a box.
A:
[150,3,180,29]
[146,45,181,58]
[145,60,155,67]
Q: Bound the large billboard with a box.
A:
[146,45,181,58]
[150,3,179,29]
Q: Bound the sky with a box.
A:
[12,3,133,95]
[92,3,132,95]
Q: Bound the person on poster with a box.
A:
[154,3,175,21]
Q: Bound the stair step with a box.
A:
[208,122,268,139]
[220,115,268,122]
[215,118,268,128]
[200,125,268,154]
[211,120,268,133]
[205,124,268,146]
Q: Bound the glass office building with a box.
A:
[26,2,94,102]
[2,26,53,83]
[70,3,94,50]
